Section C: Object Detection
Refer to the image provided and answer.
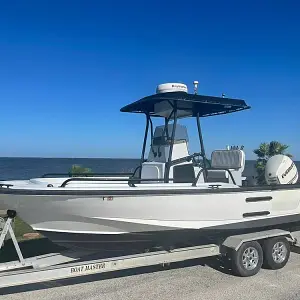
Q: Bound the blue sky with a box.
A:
[0,0,299,160]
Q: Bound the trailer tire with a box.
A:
[231,241,263,277]
[261,237,290,270]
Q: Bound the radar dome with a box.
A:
[265,154,298,185]
[156,83,188,94]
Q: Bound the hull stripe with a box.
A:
[37,213,300,251]
[243,211,270,218]
[245,196,272,202]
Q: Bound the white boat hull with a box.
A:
[1,179,300,251]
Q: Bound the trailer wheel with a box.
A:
[261,237,290,270]
[231,241,263,277]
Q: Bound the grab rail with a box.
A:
[59,177,180,188]
[167,152,202,167]
[131,165,142,178]
[42,172,133,178]
[193,168,236,186]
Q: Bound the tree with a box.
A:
[253,141,292,185]
[69,164,92,176]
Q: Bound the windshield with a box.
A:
[152,124,189,146]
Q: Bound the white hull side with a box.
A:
[1,188,300,235]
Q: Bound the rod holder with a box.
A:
[193,80,199,94]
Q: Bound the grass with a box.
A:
[13,217,37,241]
[0,217,65,263]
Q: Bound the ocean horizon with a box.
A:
[1,157,300,181]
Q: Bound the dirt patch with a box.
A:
[23,232,41,239]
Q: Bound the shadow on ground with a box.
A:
[0,238,65,263]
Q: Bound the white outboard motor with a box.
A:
[265,154,298,185]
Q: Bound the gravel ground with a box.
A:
[1,252,300,300]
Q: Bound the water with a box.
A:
[0,157,299,181]
[0,157,140,181]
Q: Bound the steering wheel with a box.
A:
[197,157,211,169]
[184,153,211,169]
[169,152,208,167]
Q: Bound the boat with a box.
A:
[0,81,299,253]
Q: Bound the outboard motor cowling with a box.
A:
[265,154,298,185]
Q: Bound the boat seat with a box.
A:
[207,149,245,185]
[173,163,196,183]
[206,170,229,183]
[140,162,165,182]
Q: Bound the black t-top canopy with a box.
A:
[120,92,250,118]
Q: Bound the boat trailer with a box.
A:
[1,210,300,289]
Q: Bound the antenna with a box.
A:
[193,80,199,94]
